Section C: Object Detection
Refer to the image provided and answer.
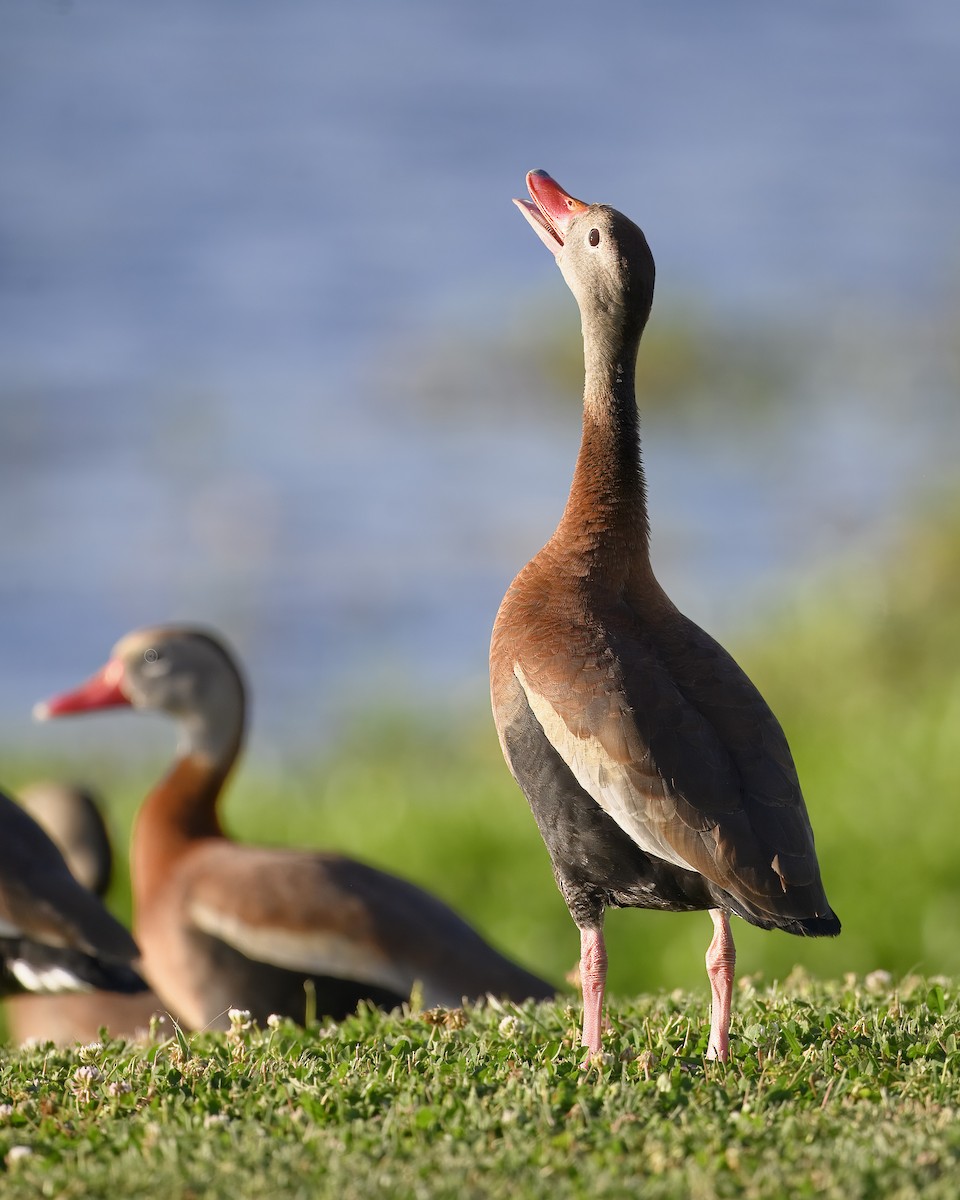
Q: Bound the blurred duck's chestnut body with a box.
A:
[490,171,839,1061]
[38,626,554,1031]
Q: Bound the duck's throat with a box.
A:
[131,753,228,915]
[556,362,650,571]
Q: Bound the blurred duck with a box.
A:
[5,782,164,1045]
[490,171,839,1062]
[0,785,147,1007]
[18,782,112,896]
[36,626,555,1031]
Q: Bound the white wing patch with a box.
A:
[10,960,92,994]
[515,664,694,874]
[189,900,414,998]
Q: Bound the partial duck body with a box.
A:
[0,785,147,1004]
[4,782,164,1044]
[490,171,839,1062]
[38,626,554,1031]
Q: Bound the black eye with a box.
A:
[588,228,600,247]
[142,647,172,676]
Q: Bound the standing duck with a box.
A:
[490,170,839,1062]
[5,783,163,1044]
[36,626,554,1031]
[0,786,146,1001]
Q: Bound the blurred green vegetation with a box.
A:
[385,298,809,430]
[4,490,958,1010]
[525,300,805,422]
[742,492,960,985]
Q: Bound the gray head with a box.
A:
[514,169,656,350]
[36,625,246,763]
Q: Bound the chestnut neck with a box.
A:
[550,320,654,591]
[130,714,243,919]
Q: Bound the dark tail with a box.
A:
[792,912,841,938]
[740,910,841,938]
[716,890,841,938]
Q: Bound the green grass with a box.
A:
[2,976,960,1198]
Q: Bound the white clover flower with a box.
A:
[865,969,893,993]
[148,1013,168,1038]
[227,1008,253,1029]
[498,1015,525,1037]
[73,1065,103,1084]
[6,1146,32,1165]
[107,1080,133,1097]
[0,1103,14,1119]
[266,1013,282,1030]
[78,1041,104,1063]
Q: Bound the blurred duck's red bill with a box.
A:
[513,169,589,256]
[34,659,129,720]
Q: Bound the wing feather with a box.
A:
[511,599,831,923]
[189,899,410,995]
[183,845,412,995]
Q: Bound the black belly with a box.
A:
[503,696,715,931]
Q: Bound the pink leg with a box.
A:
[579,926,607,1060]
[705,909,736,1062]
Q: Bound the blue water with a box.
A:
[1,0,958,758]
